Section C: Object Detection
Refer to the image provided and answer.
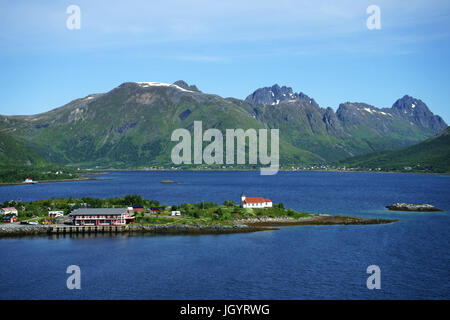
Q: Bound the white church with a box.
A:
[241,193,273,209]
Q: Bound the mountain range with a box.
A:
[0,81,447,169]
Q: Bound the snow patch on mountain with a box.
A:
[136,82,194,93]
[361,107,392,117]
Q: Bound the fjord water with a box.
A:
[0,171,449,299]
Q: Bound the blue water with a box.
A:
[0,171,449,299]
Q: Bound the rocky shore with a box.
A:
[386,203,443,212]
[238,215,397,226]
[0,215,397,238]
[0,222,274,237]
[0,224,52,236]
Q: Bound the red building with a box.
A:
[69,208,135,226]
[2,215,18,223]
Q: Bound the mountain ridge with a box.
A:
[338,126,450,173]
[0,81,447,169]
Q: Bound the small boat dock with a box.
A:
[48,225,127,234]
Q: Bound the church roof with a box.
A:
[242,197,272,204]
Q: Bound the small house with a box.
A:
[150,207,164,213]
[0,207,18,215]
[48,211,64,218]
[171,211,181,216]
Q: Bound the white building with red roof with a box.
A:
[241,193,272,209]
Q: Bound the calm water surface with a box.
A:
[0,171,449,299]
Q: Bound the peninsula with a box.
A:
[0,195,397,237]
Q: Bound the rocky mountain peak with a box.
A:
[245,84,313,106]
[392,95,428,113]
[392,95,447,132]
[173,80,200,92]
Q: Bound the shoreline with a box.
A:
[0,170,447,188]
[237,215,397,226]
[0,176,96,187]
[0,215,398,238]
[96,168,449,176]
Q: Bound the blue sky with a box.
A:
[1,0,450,122]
